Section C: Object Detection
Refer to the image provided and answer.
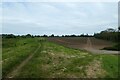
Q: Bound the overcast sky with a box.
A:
[1,2,118,35]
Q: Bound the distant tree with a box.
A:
[50,34,54,37]
[80,34,84,37]
[94,28,119,42]
[118,26,120,32]
[21,35,26,38]
[5,34,16,38]
[31,35,34,38]
[62,35,64,37]
[43,34,48,37]
[55,35,59,37]
[71,34,76,37]
[65,35,69,37]
[105,28,115,32]
[26,34,31,38]
[36,35,40,37]
[17,35,20,37]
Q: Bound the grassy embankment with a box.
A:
[2,38,119,78]
[12,39,119,78]
[2,38,40,77]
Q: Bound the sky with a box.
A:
[1,2,118,35]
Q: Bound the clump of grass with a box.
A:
[100,55,119,78]
[2,38,40,77]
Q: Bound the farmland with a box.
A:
[2,37,119,78]
[48,37,118,54]
[47,37,112,50]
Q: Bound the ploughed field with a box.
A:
[2,37,119,78]
[47,37,112,50]
[48,37,118,54]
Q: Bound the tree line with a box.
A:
[1,34,93,38]
[94,27,120,42]
[1,27,119,40]
[94,27,120,51]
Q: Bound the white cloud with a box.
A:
[2,2,118,35]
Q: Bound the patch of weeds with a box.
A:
[101,55,119,78]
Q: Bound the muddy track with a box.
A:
[6,44,41,78]
[84,38,118,54]
[85,38,92,49]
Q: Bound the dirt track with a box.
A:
[6,44,41,78]
[85,38,118,54]
[48,37,119,54]
[85,38,92,49]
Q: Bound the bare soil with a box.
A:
[85,59,106,78]
[48,37,118,54]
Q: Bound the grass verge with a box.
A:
[2,38,39,77]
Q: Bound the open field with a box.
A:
[2,37,119,78]
[47,37,113,50]
[48,37,118,54]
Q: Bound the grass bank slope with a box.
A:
[2,38,39,77]
[12,40,119,78]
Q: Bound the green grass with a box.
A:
[100,55,119,78]
[14,41,101,78]
[2,38,40,77]
[2,38,119,78]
